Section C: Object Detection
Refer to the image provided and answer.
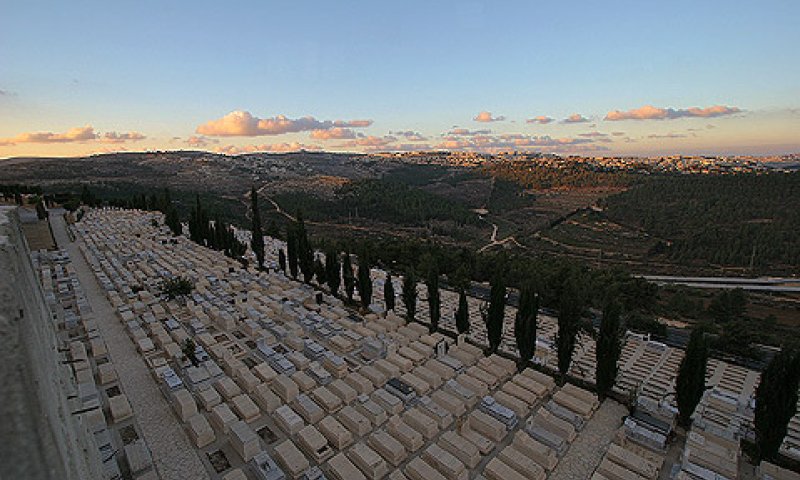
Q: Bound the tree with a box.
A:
[35,199,48,219]
[401,270,417,322]
[296,213,314,283]
[556,271,585,381]
[162,276,193,299]
[596,298,623,400]
[287,226,298,278]
[250,187,266,270]
[342,253,355,303]
[326,249,341,296]
[182,338,199,367]
[278,249,287,273]
[707,288,747,323]
[384,273,396,312]
[357,252,373,310]
[514,283,539,370]
[455,289,470,334]
[486,271,507,355]
[313,255,326,285]
[266,219,281,239]
[754,347,800,461]
[676,328,710,428]
[426,262,441,333]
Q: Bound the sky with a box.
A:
[1,0,799,157]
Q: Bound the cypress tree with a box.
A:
[676,328,710,428]
[455,289,470,334]
[401,270,417,322]
[250,187,265,270]
[426,262,441,333]
[342,253,355,303]
[486,271,507,355]
[296,213,314,283]
[325,249,341,296]
[514,283,538,370]
[384,273,396,312]
[556,272,585,382]
[357,252,373,310]
[313,256,326,286]
[287,226,298,278]
[35,199,47,219]
[278,249,287,273]
[754,347,800,461]
[596,298,623,401]
[266,219,281,240]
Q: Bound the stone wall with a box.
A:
[0,206,104,480]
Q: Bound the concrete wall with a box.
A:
[0,206,104,480]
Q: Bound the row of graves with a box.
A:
[71,208,625,480]
[32,248,155,479]
[73,208,799,480]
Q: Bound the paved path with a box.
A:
[549,399,628,480]
[51,213,209,480]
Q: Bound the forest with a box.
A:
[602,172,800,270]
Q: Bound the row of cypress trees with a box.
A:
[249,186,798,462]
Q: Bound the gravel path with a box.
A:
[51,213,209,480]
[548,399,628,480]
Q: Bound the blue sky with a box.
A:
[1,0,798,156]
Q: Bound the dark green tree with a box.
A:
[250,187,266,270]
[384,273,396,312]
[401,270,417,322]
[707,288,747,323]
[426,262,441,333]
[182,338,199,367]
[556,272,586,381]
[486,271,507,355]
[596,298,623,400]
[278,249,287,273]
[342,253,355,302]
[313,256,326,286]
[325,249,341,296]
[754,347,800,461]
[455,289,470,334]
[676,328,710,428]
[357,252,373,310]
[35,199,48,219]
[286,226,298,278]
[295,213,314,283]
[514,283,539,370]
[266,219,281,239]
[162,276,193,299]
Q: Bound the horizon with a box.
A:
[1,1,799,157]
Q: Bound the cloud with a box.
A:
[0,125,97,145]
[196,110,374,137]
[473,111,505,123]
[0,125,146,146]
[647,133,688,139]
[526,116,554,124]
[99,132,146,144]
[334,119,373,128]
[447,128,492,136]
[390,131,429,141]
[611,131,625,136]
[214,142,322,155]
[185,135,219,147]
[0,89,17,97]
[310,127,358,140]
[604,104,741,121]
[337,135,398,151]
[562,114,590,124]
[577,131,609,138]
[433,132,605,153]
